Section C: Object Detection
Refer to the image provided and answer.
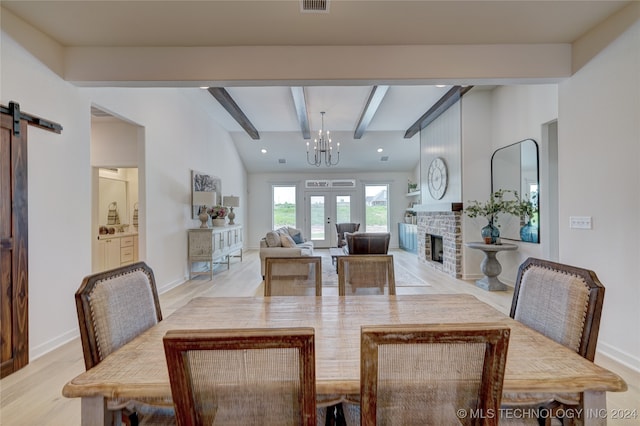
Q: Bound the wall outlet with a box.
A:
[569,216,592,229]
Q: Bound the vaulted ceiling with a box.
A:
[3,0,633,173]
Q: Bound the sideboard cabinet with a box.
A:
[188,225,243,280]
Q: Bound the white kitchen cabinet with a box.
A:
[96,233,139,272]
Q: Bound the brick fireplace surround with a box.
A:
[417,210,463,278]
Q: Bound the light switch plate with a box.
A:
[569,216,592,229]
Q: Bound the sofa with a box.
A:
[259,227,314,278]
[344,232,390,255]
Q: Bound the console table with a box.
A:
[188,225,243,280]
[465,241,517,291]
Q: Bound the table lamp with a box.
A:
[193,191,216,228]
[223,195,240,225]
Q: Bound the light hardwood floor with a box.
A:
[1,249,638,425]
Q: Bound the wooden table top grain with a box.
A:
[63,294,627,413]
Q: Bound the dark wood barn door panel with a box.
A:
[0,112,29,378]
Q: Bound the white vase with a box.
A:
[212,218,226,227]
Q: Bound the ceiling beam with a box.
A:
[354,85,389,139]
[207,87,260,140]
[291,87,310,139]
[404,86,473,139]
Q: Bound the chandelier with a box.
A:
[307,112,340,167]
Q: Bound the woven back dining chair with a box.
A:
[163,327,317,426]
[349,323,510,426]
[338,254,395,296]
[264,256,322,296]
[505,257,605,425]
[75,261,174,425]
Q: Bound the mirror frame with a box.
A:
[491,138,540,243]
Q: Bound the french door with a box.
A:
[305,192,354,248]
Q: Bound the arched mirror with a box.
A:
[491,138,539,243]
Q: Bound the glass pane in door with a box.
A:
[336,195,351,223]
[310,195,325,240]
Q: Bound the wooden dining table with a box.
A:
[62,294,627,425]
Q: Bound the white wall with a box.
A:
[558,20,640,371]
[1,32,91,359]
[487,85,558,281]
[459,86,557,282]
[91,120,139,167]
[461,89,494,279]
[420,102,462,205]
[246,172,413,249]
[1,32,248,359]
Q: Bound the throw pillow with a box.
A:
[287,227,304,244]
[265,231,282,247]
[280,234,297,248]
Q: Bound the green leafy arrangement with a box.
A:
[464,189,520,225]
[465,189,540,226]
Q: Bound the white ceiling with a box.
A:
[4,0,631,173]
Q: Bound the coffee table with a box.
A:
[329,247,347,272]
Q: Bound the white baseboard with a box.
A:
[462,273,484,280]
[30,328,78,362]
[158,277,185,294]
[597,341,640,376]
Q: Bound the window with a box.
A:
[364,184,389,232]
[273,185,296,229]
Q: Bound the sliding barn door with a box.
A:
[0,111,29,378]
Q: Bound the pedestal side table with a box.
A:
[465,242,517,291]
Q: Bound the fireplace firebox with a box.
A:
[430,235,443,263]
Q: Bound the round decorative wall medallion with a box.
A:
[427,157,448,200]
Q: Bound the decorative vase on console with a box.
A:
[464,189,519,245]
[520,220,539,243]
[481,220,500,244]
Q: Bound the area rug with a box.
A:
[318,251,430,287]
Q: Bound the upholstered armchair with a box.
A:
[335,223,360,248]
[344,232,390,255]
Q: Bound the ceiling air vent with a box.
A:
[300,0,329,13]
[278,158,286,164]
[305,180,330,188]
[381,156,389,162]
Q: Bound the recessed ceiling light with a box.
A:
[200,86,209,89]
[377,148,383,153]
[436,85,446,88]
[261,149,267,154]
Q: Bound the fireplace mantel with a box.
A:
[412,202,463,212]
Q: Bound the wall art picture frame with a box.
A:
[191,170,222,219]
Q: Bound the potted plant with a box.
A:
[464,189,519,243]
[207,205,228,226]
